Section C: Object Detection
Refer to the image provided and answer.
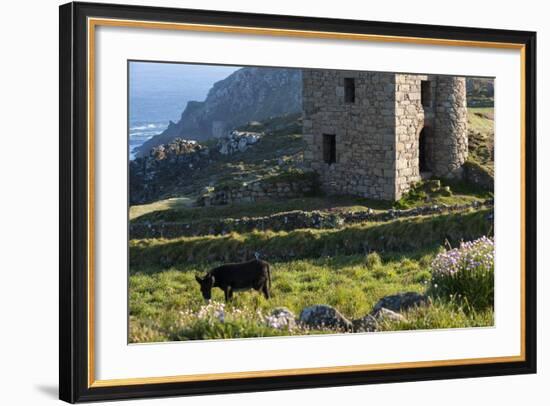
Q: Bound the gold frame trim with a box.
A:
[87,17,527,388]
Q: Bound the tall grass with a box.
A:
[376,297,494,332]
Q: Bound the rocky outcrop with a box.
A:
[129,138,212,205]
[218,130,262,155]
[299,304,353,332]
[463,161,494,191]
[150,138,203,160]
[134,67,302,157]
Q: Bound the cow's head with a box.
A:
[195,274,215,301]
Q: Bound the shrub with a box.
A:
[429,236,494,310]
[365,252,382,269]
[419,254,433,268]
[413,270,432,284]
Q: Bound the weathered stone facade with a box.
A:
[303,70,468,200]
[196,177,315,207]
[432,77,468,178]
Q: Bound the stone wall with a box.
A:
[196,176,315,207]
[433,76,468,178]
[394,74,425,197]
[130,199,493,239]
[303,71,468,200]
[303,70,397,200]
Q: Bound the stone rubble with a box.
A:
[218,130,262,155]
[130,199,493,239]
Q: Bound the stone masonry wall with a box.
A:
[394,74,425,198]
[197,177,314,207]
[433,76,468,178]
[303,70,468,200]
[303,70,396,200]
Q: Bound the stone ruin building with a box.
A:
[302,70,468,200]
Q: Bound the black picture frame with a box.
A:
[59,1,537,403]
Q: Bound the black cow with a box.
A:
[195,259,271,302]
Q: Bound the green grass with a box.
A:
[129,251,493,342]
[131,195,396,224]
[394,179,491,210]
[377,297,494,332]
[131,186,489,226]
[128,109,496,343]
[129,209,492,268]
[129,197,194,221]
[468,107,494,172]
[468,107,494,133]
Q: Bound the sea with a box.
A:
[129,121,168,159]
[128,61,240,159]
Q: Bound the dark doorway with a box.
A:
[419,127,431,173]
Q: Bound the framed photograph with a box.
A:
[59,1,537,403]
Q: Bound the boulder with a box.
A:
[371,292,428,314]
[352,314,378,333]
[373,307,407,323]
[423,179,441,192]
[438,186,452,196]
[238,137,249,152]
[299,304,353,332]
[353,308,406,332]
[266,307,296,330]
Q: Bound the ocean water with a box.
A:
[129,121,168,159]
[129,61,240,159]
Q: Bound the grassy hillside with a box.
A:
[130,249,493,342]
[130,209,492,268]
[467,107,494,175]
[129,207,494,342]
[129,106,495,343]
[195,114,305,198]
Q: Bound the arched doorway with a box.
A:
[419,127,432,173]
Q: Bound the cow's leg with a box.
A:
[262,283,270,299]
[224,287,230,302]
[228,287,234,301]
